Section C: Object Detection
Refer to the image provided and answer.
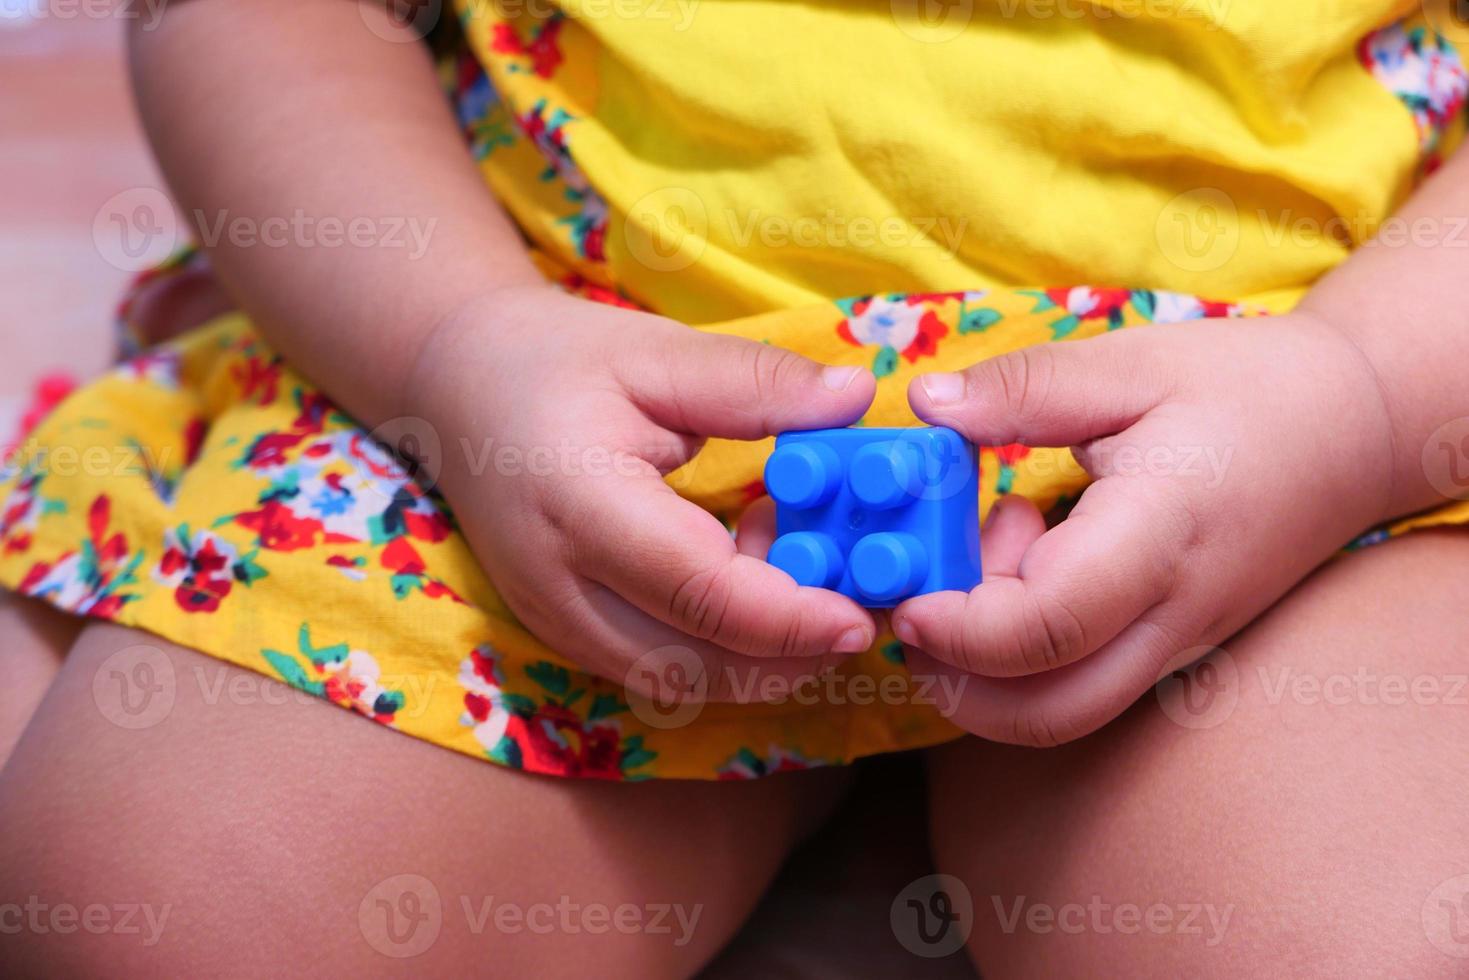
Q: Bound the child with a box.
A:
[3,0,1469,972]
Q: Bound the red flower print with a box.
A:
[507,703,625,779]
[491,13,565,79]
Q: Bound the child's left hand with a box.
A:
[890,312,1396,746]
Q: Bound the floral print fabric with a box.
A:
[3,13,1468,780]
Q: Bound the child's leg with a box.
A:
[0,621,848,976]
[926,528,1469,976]
[0,590,81,767]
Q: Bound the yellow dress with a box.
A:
[3,1,1467,778]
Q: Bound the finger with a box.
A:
[904,611,1187,746]
[892,479,1182,677]
[907,331,1174,447]
[574,473,878,658]
[980,494,1047,578]
[125,264,234,345]
[734,496,776,559]
[577,583,851,704]
[621,329,876,440]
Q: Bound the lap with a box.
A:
[0,590,80,767]
[0,621,848,976]
[928,528,1469,977]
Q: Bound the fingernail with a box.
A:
[832,625,872,653]
[893,618,918,646]
[919,372,965,406]
[822,365,862,392]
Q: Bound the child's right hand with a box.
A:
[406,285,880,701]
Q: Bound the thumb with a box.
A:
[906,332,1172,447]
[638,332,876,439]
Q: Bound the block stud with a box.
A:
[765,442,842,510]
[848,441,918,510]
[768,532,845,590]
[850,532,929,603]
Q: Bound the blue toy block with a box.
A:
[763,426,982,608]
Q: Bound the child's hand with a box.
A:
[407,286,881,701]
[893,313,1395,745]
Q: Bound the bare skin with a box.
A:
[0,593,79,768]
[929,523,1469,976]
[0,620,851,976]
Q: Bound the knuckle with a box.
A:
[667,565,735,642]
[1019,593,1088,673]
[987,345,1056,426]
[946,594,989,674]
[1006,708,1076,748]
[747,343,803,410]
[775,613,810,658]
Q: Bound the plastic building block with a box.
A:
[763,426,982,608]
